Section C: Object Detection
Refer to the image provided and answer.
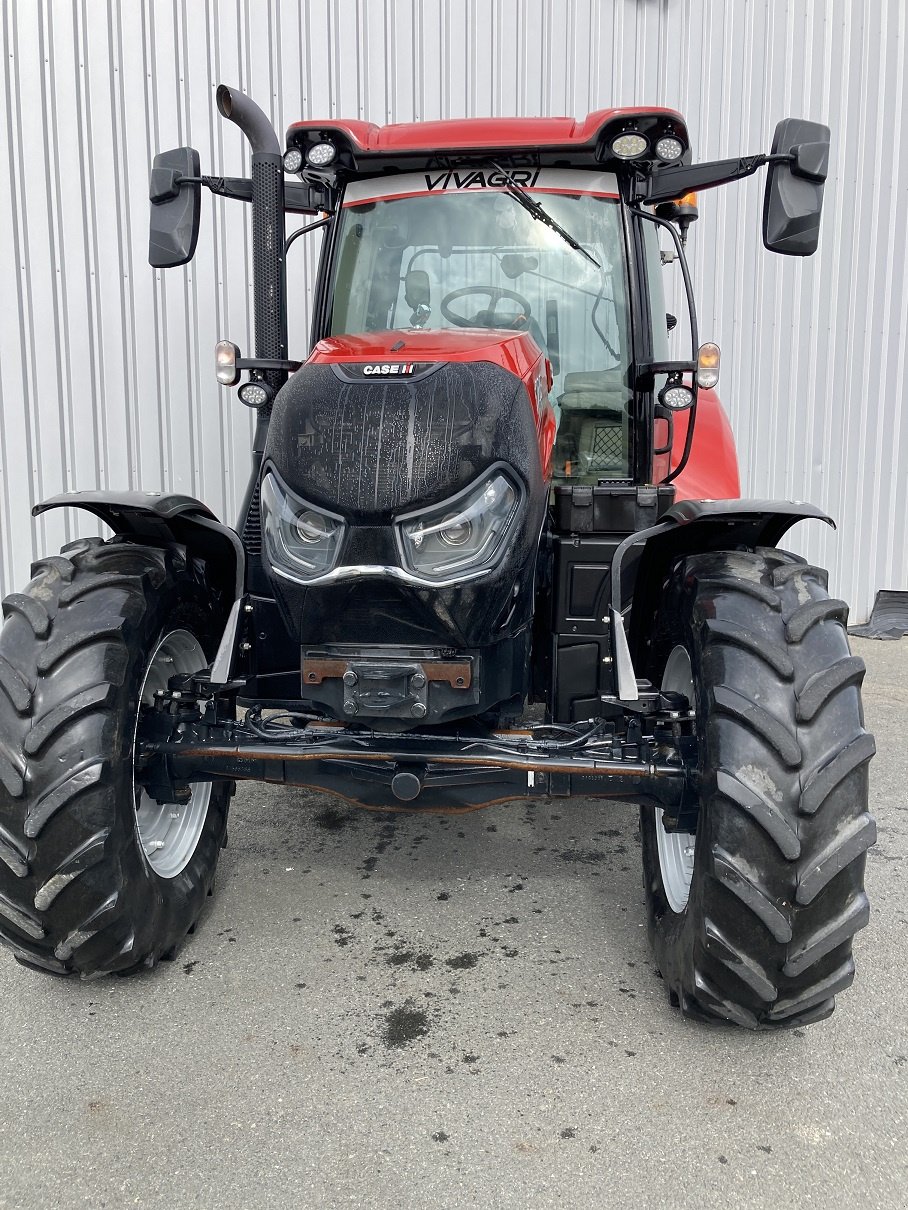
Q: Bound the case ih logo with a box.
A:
[425,168,540,191]
[362,363,417,376]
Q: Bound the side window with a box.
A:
[640,214,695,385]
[639,211,697,392]
[640,215,697,481]
[642,219,671,363]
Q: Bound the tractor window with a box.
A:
[327,174,634,482]
[641,213,697,480]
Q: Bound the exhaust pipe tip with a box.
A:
[215,83,280,156]
[216,84,233,120]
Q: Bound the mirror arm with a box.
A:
[175,175,329,216]
[643,152,797,205]
[235,356,302,373]
[173,174,254,201]
[645,156,768,203]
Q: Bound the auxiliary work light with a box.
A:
[282,148,304,173]
[306,141,337,167]
[611,132,649,159]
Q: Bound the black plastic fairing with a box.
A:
[32,490,244,601]
[258,355,548,723]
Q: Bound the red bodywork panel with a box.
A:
[288,108,686,155]
[656,388,741,501]
[307,330,557,479]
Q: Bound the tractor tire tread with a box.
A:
[771,562,829,589]
[785,598,849,643]
[642,548,873,1029]
[1,593,51,638]
[795,812,877,905]
[29,556,74,583]
[703,916,777,1002]
[766,957,855,1021]
[795,655,865,722]
[0,538,229,978]
[0,822,29,878]
[0,656,32,715]
[783,891,870,977]
[711,684,802,767]
[25,760,106,840]
[716,766,801,859]
[36,627,128,676]
[800,733,876,817]
[24,682,117,756]
[58,572,147,607]
[33,828,111,911]
[0,737,26,798]
[703,617,794,679]
[711,844,793,942]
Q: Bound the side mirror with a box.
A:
[763,118,830,256]
[149,147,202,268]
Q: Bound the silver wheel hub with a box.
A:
[133,629,211,879]
[655,644,697,913]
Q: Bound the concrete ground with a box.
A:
[0,636,904,1209]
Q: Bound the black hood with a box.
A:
[256,353,549,726]
[264,359,543,521]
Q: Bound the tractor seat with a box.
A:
[557,369,628,414]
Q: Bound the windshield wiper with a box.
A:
[489,161,600,268]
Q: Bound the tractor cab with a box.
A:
[321,167,633,484]
[283,107,696,492]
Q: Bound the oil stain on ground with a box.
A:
[314,805,356,831]
[446,952,480,970]
[382,1001,430,1048]
[386,949,434,971]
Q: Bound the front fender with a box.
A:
[33,490,244,600]
[606,499,835,697]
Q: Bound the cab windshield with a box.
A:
[327,171,633,482]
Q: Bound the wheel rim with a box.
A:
[133,629,211,879]
[655,644,697,913]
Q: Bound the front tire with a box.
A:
[0,538,231,977]
[641,549,875,1028]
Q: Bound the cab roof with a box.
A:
[286,108,688,175]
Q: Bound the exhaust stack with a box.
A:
[216,85,287,399]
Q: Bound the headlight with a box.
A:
[396,469,521,581]
[260,472,345,581]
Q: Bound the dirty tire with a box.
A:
[0,538,230,977]
[640,548,875,1028]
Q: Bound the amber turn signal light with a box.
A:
[697,342,720,390]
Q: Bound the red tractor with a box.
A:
[0,86,874,1028]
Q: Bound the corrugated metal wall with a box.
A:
[2,0,905,619]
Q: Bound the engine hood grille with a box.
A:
[264,359,538,521]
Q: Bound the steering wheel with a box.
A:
[440,286,534,330]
